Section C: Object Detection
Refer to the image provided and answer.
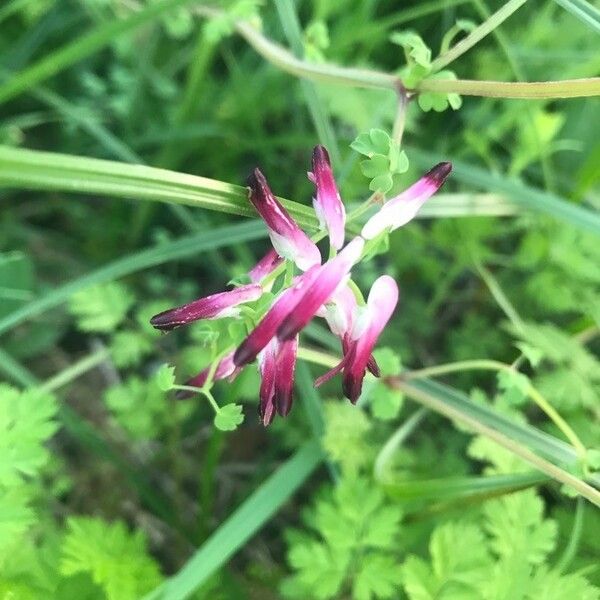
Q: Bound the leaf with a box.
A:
[322,401,372,474]
[110,330,153,368]
[0,488,36,553]
[0,385,58,486]
[369,384,404,421]
[60,517,162,600]
[390,31,432,68]
[352,554,403,600]
[372,347,402,376]
[214,404,244,431]
[527,566,600,600]
[155,364,176,392]
[69,282,134,333]
[418,71,462,112]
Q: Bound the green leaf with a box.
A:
[0,385,58,486]
[110,330,154,368]
[372,347,402,376]
[418,71,462,112]
[360,154,389,178]
[390,31,432,68]
[60,517,163,600]
[155,364,176,392]
[69,282,134,333]
[352,554,403,600]
[214,404,244,431]
[370,384,404,421]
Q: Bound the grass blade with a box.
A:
[0,146,320,230]
[0,221,267,337]
[144,440,324,600]
[0,0,198,105]
[553,0,600,33]
[409,147,600,235]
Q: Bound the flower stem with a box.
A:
[430,0,529,72]
[38,348,110,393]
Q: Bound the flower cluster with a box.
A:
[151,146,451,425]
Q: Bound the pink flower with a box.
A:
[309,145,346,250]
[247,169,321,271]
[361,162,452,240]
[176,352,238,399]
[276,236,364,341]
[316,276,399,403]
[150,284,263,331]
[248,249,283,283]
[233,265,322,367]
[258,336,298,425]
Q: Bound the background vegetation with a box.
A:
[0,0,599,598]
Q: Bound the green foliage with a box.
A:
[69,282,134,333]
[214,403,244,431]
[282,476,403,600]
[351,129,409,193]
[60,517,162,600]
[402,490,598,600]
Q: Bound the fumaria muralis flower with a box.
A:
[151,147,451,425]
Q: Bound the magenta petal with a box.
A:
[342,276,399,402]
[361,162,452,240]
[176,352,238,399]
[258,340,277,426]
[276,237,364,342]
[248,249,283,283]
[150,284,263,331]
[247,169,321,271]
[275,336,298,416]
[233,266,321,367]
[310,145,346,250]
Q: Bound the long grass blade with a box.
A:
[0,146,320,229]
[144,440,324,600]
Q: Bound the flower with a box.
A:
[361,162,452,239]
[247,168,321,271]
[316,276,399,403]
[258,336,298,425]
[150,284,263,331]
[151,145,451,426]
[309,145,346,250]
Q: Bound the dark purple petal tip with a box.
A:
[426,162,452,185]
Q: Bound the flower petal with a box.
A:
[361,162,452,240]
[342,276,399,402]
[247,169,321,271]
[248,249,283,283]
[277,237,365,342]
[275,336,298,417]
[310,145,346,250]
[176,352,238,399]
[258,340,278,426]
[233,265,321,367]
[150,284,263,331]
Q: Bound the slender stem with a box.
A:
[430,0,529,72]
[392,378,600,507]
[38,348,110,393]
[557,497,584,573]
[374,408,429,481]
[193,6,600,99]
[297,346,338,369]
[392,89,409,148]
[419,77,600,98]
[403,359,587,458]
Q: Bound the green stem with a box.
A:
[430,0,529,72]
[38,348,110,393]
[192,6,600,99]
[392,89,409,148]
[402,360,587,458]
[419,77,600,98]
